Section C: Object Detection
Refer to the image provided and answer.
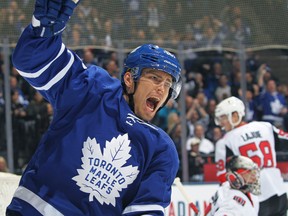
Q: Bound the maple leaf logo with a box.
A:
[270,99,283,114]
[72,134,139,206]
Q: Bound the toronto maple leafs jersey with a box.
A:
[260,90,287,125]
[7,25,179,216]
[215,121,287,202]
[205,182,259,216]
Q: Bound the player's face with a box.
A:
[216,115,233,131]
[134,69,172,121]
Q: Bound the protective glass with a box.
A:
[140,69,182,99]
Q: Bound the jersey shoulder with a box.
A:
[219,182,253,208]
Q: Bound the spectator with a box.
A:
[70,24,82,46]
[153,98,179,132]
[11,89,27,170]
[0,156,9,172]
[246,71,259,96]
[103,59,119,78]
[230,17,251,44]
[211,126,223,144]
[257,64,278,90]
[127,0,141,18]
[103,19,113,48]
[259,79,288,128]
[0,63,4,149]
[167,112,181,135]
[82,48,98,67]
[11,67,34,101]
[278,83,288,131]
[194,123,215,155]
[238,87,259,122]
[195,91,208,108]
[186,123,214,156]
[246,50,260,74]
[147,2,159,28]
[185,72,204,98]
[0,99,4,150]
[109,51,119,66]
[168,121,182,178]
[186,97,209,137]
[206,98,218,139]
[215,74,231,102]
[46,103,53,120]
[200,27,222,52]
[187,137,205,182]
[231,71,241,98]
[7,0,27,37]
[26,91,50,158]
[205,62,224,99]
[10,75,29,107]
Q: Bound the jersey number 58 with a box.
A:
[239,141,274,168]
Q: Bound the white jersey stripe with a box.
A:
[262,115,283,123]
[17,43,66,78]
[13,186,64,216]
[122,204,164,214]
[33,49,74,91]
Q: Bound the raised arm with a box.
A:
[12,0,94,106]
[13,0,80,68]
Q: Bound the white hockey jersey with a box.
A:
[205,181,259,216]
[215,121,287,202]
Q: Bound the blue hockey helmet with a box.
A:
[121,44,182,99]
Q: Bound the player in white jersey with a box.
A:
[205,155,260,216]
[214,96,288,216]
[6,0,183,215]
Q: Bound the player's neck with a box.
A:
[235,121,246,128]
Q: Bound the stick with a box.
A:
[173,177,200,215]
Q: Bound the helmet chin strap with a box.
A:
[124,81,138,113]
[128,93,135,112]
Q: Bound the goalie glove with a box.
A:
[32,0,80,37]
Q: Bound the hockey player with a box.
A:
[205,155,260,216]
[6,0,182,215]
[214,96,288,216]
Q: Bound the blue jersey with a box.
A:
[7,25,179,216]
[260,90,287,125]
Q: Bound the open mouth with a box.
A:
[146,97,160,112]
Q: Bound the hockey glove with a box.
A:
[32,0,80,37]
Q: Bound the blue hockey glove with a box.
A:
[32,0,80,37]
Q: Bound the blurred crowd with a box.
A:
[0,0,288,181]
[0,0,253,47]
[1,46,288,180]
[153,53,288,181]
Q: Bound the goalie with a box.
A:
[6,0,182,215]
[205,155,260,216]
